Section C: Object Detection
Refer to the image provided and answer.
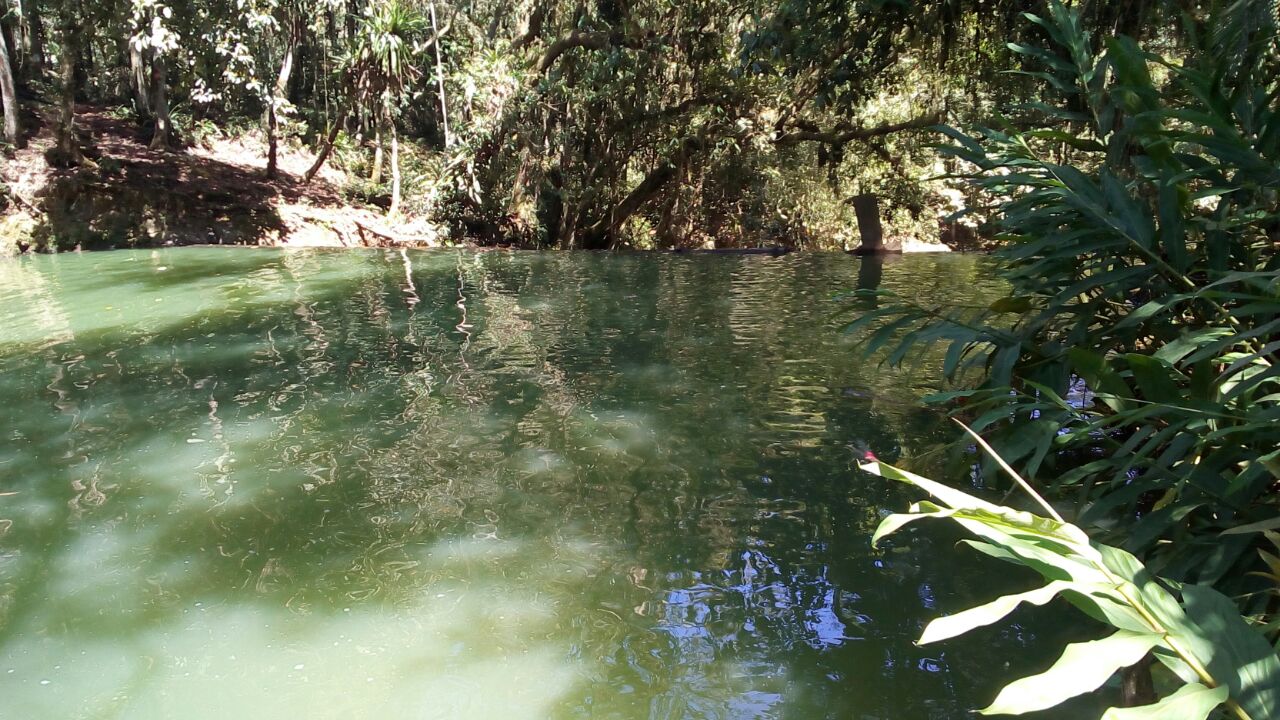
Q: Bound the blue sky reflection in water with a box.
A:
[0,249,1090,719]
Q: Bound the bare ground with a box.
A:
[1,104,441,252]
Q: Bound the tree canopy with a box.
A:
[0,0,1220,249]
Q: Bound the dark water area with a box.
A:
[0,249,1093,719]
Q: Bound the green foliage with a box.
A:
[8,0,1207,241]
[170,107,224,147]
[846,0,1280,602]
[865,440,1280,719]
[348,0,426,112]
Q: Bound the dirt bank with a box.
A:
[1,105,441,254]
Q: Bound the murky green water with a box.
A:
[0,249,1088,719]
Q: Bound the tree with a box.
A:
[127,1,180,150]
[346,0,424,216]
[48,0,83,166]
[0,18,20,147]
[8,0,1208,242]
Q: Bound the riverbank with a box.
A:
[1,104,443,255]
[2,103,959,255]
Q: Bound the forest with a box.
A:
[0,0,1170,251]
[1,0,1279,718]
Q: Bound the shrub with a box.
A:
[847,0,1280,617]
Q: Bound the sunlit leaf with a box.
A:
[1099,683,1229,720]
[980,631,1163,715]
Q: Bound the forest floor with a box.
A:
[1,104,442,254]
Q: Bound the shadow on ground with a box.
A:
[17,106,352,249]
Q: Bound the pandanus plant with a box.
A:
[303,0,429,216]
[352,0,427,217]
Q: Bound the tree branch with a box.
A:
[510,0,549,50]
[581,137,705,246]
[774,112,942,145]
[534,31,646,74]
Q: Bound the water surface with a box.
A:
[0,249,1084,719]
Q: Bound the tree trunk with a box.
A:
[274,35,295,100]
[24,0,46,81]
[129,42,149,117]
[580,157,682,248]
[388,114,401,218]
[264,34,295,180]
[851,193,886,253]
[855,253,885,307]
[370,120,383,183]
[1120,655,1157,708]
[428,1,450,147]
[510,0,548,50]
[266,96,279,179]
[148,52,171,150]
[303,105,348,183]
[0,26,21,148]
[1,19,17,82]
[73,21,92,96]
[50,12,81,166]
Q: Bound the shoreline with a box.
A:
[3,240,968,257]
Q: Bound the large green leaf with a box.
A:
[980,631,1164,715]
[1125,354,1185,405]
[919,580,1094,645]
[861,460,1003,515]
[1179,584,1280,720]
[1099,683,1229,720]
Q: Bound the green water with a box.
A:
[0,249,1086,719]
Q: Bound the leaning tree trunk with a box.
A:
[0,26,21,148]
[303,96,352,183]
[148,52,171,150]
[266,95,279,179]
[264,34,296,180]
[274,31,295,100]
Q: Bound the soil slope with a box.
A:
[1,105,439,253]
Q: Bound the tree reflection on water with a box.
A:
[0,249,1088,719]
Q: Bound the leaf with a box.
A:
[1098,544,1187,631]
[860,460,1004,515]
[871,508,945,547]
[1157,182,1189,272]
[1114,295,1189,330]
[1220,517,1280,536]
[1154,328,1234,364]
[1069,347,1132,410]
[921,389,981,405]
[1179,584,1280,720]
[980,631,1164,715]
[1100,683,1229,720]
[919,580,1088,645]
[1124,354,1184,404]
[990,296,1033,313]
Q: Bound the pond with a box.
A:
[0,249,1089,719]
